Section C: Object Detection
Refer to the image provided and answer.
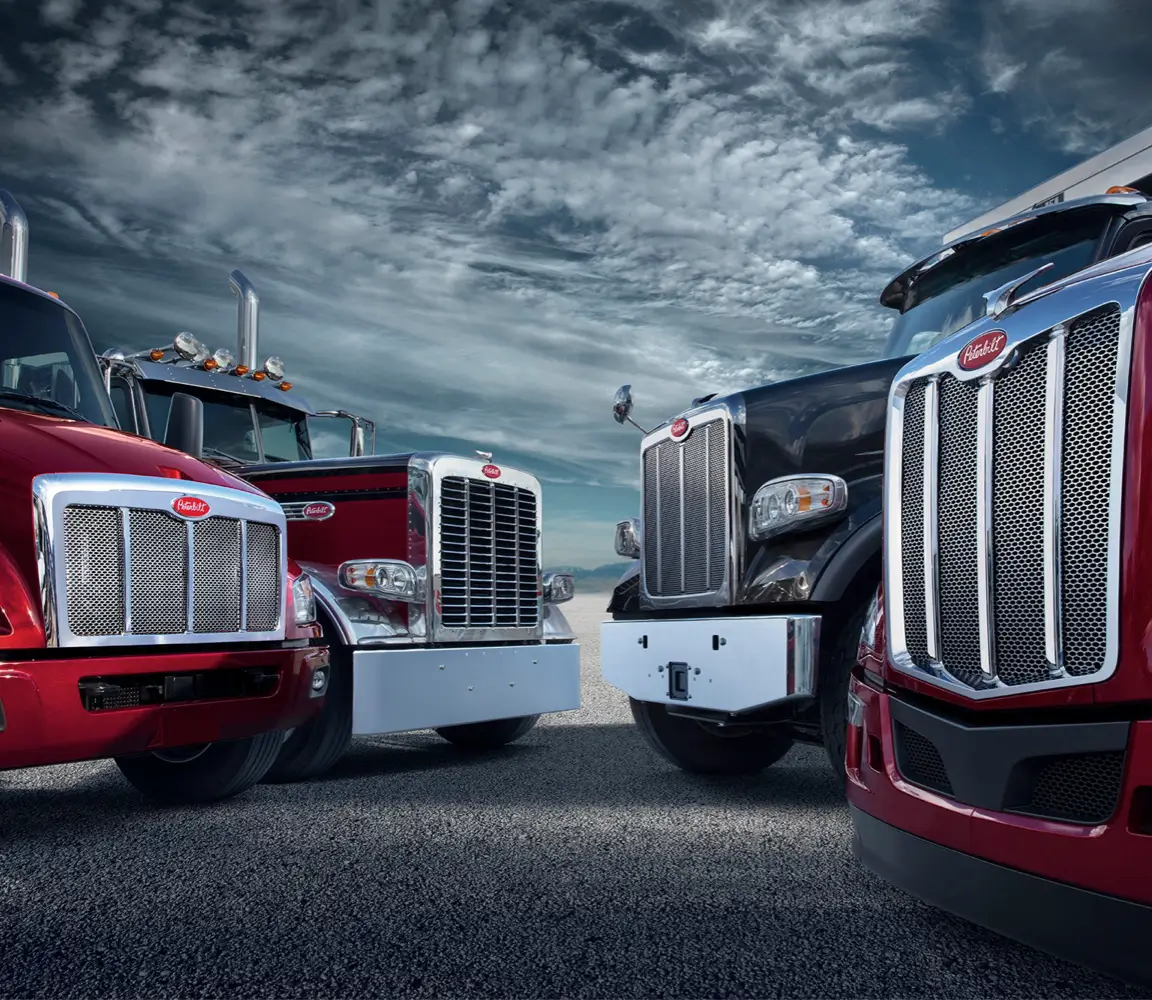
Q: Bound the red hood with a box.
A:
[0,410,276,639]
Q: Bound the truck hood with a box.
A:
[0,409,265,492]
[0,410,270,616]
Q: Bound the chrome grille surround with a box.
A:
[34,473,287,649]
[419,454,544,644]
[884,251,1152,699]
[638,399,745,610]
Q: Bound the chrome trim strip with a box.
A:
[677,444,686,592]
[637,397,745,610]
[239,518,249,631]
[786,616,821,698]
[31,472,288,648]
[922,378,941,662]
[975,378,996,678]
[121,507,133,634]
[884,251,1150,698]
[704,422,712,586]
[1043,324,1067,674]
[185,520,196,633]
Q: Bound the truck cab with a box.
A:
[601,187,1152,782]
[0,190,329,804]
[98,268,581,783]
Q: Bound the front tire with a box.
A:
[114,732,284,804]
[629,698,794,775]
[435,714,540,750]
[262,642,353,784]
[818,594,873,779]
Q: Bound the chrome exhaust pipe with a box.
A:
[228,268,259,370]
[0,189,29,285]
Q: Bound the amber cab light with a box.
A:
[252,371,266,381]
[279,381,292,391]
[149,349,165,361]
[203,358,218,371]
[233,365,250,376]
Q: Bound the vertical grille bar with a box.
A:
[922,379,941,662]
[239,519,249,631]
[1044,326,1067,673]
[121,507,133,635]
[185,520,195,633]
[976,379,996,678]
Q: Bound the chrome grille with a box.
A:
[641,417,729,599]
[62,505,281,639]
[437,476,539,630]
[895,304,1122,691]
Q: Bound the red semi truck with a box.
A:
[846,164,1152,984]
[95,266,581,782]
[0,189,329,803]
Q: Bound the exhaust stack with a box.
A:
[0,189,29,285]
[229,268,259,371]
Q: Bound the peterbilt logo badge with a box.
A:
[171,496,210,518]
[302,501,335,521]
[958,330,1008,371]
[670,417,690,440]
[482,464,501,480]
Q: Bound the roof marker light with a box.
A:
[233,365,250,376]
[252,370,266,381]
[278,381,293,391]
[149,349,165,361]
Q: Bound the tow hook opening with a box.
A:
[668,661,690,701]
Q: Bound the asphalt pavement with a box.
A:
[1,594,1147,999]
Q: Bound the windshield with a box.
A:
[882,214,1109,359]
[0,282,117,426]
[141,383,312,464]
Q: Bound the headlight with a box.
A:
[292,573,317,625]
[542,571,574,604]
[748,475,848,542]
[614,518,641,559]
[339,559,424,602]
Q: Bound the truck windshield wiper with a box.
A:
[0,388,87,422]
[200,445,246,465]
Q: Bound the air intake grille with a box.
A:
[895,304,1121,689]
[641,416,730,599]
[61,505,281,639]
[438,476,539,630]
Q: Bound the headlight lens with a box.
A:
[339,559,424,602]
[614,518,641,559]
[292,573,317,625]
[748,475,848,542]
[542,571,574,604]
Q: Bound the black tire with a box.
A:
[818,594,873,779]
[114,731,284,805]
[435,714,540,750]
[629,698,794,775]
[261,641,353,784]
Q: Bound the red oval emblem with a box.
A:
[670,417,689,439]
[303,501,334,521]
[482,464,501,480]
[171,496,211,518]
[958,330,1008,371]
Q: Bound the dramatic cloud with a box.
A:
[0,0,1149,567]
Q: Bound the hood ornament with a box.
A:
[475,450,493,462]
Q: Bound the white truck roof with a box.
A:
[944,123,1152,244]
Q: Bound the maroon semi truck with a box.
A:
[92,266,581,784]
[0,189,330,803]
[846,219,1152,984]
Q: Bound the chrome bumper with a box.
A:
[600,614,820,713]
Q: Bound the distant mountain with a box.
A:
[546,562,632,592]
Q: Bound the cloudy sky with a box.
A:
[1,0,1150,569]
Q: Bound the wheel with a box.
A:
[818,593,873,779]
[114,731,284,805]
[629,698,794,775]
[261,640,353,784]
[435,714,540,750]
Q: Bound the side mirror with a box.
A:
[164,391,204,460]
[612,384,649,435]
[612,384,633,425]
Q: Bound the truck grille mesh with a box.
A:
[62,505,281,638]
[438,476,539,630]
[896,304,1121,689]
[641,417,729,598]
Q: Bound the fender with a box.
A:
[809,511,883,604]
